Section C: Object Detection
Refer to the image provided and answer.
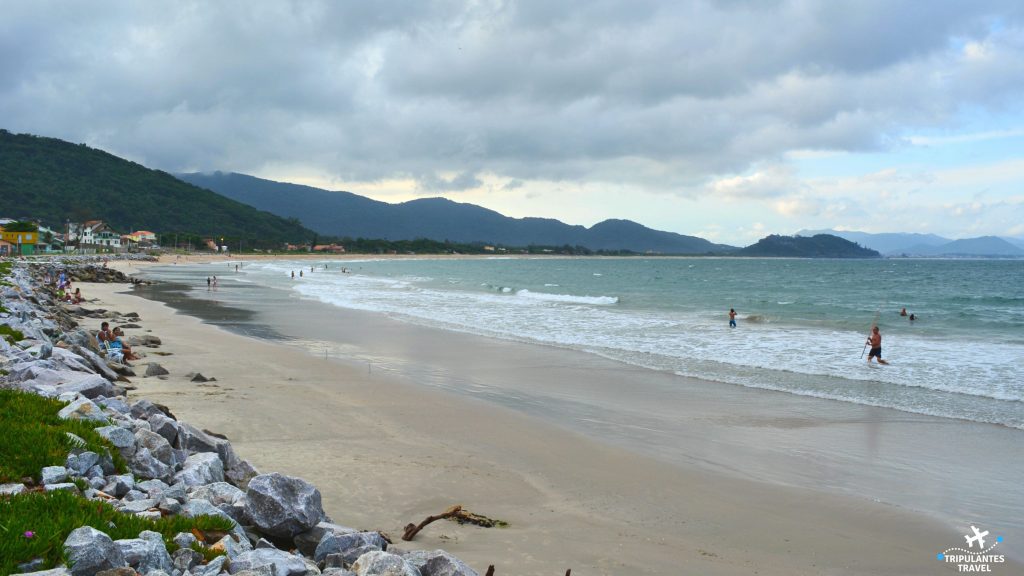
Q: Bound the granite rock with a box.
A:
[64,526,127,576]
[245,473,325,538]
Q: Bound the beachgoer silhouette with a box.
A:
[729,308,737,328]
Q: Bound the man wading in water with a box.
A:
[866,326,889,365]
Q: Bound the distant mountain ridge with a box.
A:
[0,130,312,246]
[798,229,1024,257]
[737,234,880,258]
[177,171,736,254]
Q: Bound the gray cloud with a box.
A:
[2,0,1023,196]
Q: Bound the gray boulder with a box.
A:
[403,550,478,576]
[173,531,198,549]
[44,482,79,493]
[52,374,116,400]
[209,533,254,560]
[176,422,238,468]
[144,363,169,377]
[189,481,246,507]
[188,481,246,520]
[294,521,358,557]
[41,466,68,485]
[227,457,260,489]
[95,425,136,454]
[130,399,170,420]
[173,452,225,487]
[0,482,27,495]
[129,447,173,482]
[115,530,173,574]
[37,342,54,360]
[66,451,99,476]
[134,429,175,467]
[135,478,170,495]
[95,396,131,414]
[228,549,309,576]
[148,412,180,444]
[119,498,159,514]
[57,397,108,422]
[315,532,387,564]
[72,345,121,381]
[182,498,249,542]
[195,554,230,576]
[350,551,421,576]
[64,526,127,576]
[244,473,325,538]
[171,547,205,572]
[102,474,135,497]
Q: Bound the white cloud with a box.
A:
[1,0,1023,241]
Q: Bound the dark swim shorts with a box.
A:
[868,346,882,358]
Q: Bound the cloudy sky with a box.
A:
[4,1,1024,244]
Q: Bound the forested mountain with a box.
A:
[177,171,735,254]
[737,234,880,258]
[0,131,312,246]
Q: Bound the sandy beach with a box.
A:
[75,270,1018,576]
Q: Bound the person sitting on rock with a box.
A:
[97,321,112,344]
[111,327,139,361]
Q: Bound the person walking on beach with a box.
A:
[206,276,211,290]
[212,276,218,290]
[729,308,737,328]
[866,326,889,365]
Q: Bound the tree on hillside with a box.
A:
[3,221,38,232]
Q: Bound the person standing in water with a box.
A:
[729,308,737,328]
[866,326,889,365]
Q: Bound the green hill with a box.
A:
[177,171,737,254]
[0,130,312,247]
[736,234,881,258]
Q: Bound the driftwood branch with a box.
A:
[402,505,464,541]
[402,504,508,541]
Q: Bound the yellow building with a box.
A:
[0,228,38,255]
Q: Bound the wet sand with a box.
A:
[76,277,1019,575]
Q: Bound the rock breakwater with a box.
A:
[0,259,481,576]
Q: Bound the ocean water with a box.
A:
[182,257,1023,430]
[135,256,1024,550]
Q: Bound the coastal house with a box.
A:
[0,239,13,257]
[0,225,39,255]
[129,230,158,245]
[35,226,64,254]
[74,220,122,252]
[312,244,345,253]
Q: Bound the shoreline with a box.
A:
[76,270,1022,574]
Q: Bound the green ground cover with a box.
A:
[0,391,234,572]
[0,390,126,483]
[0,490,234,574]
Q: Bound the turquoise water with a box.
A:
[151,257,1024,428]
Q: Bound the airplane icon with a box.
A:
[965,526,989,549]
